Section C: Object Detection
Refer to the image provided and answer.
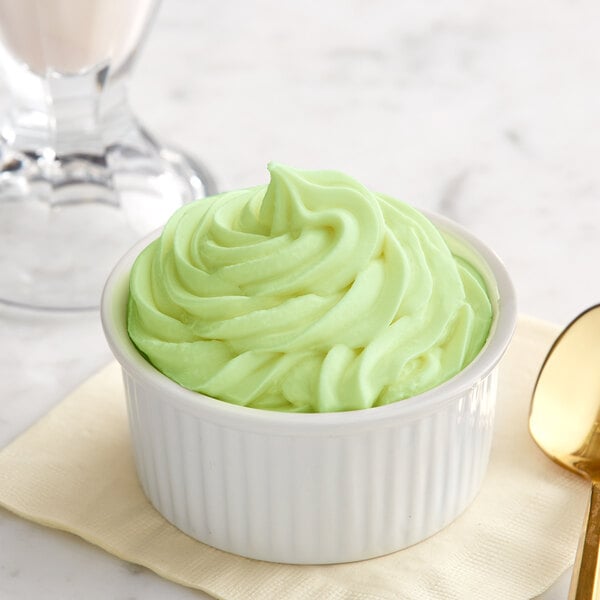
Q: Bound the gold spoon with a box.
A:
[530,304,600,600]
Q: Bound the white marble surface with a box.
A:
[2,0,600,597]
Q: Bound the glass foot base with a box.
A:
[0,139,216,312]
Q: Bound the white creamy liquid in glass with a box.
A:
[0,0,157,75]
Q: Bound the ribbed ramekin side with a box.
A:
[122,365,499,564]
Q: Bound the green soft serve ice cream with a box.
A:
[127,163,495,413]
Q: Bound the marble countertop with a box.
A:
[2,0,599,597]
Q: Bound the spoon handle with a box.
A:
[569,480,600,600]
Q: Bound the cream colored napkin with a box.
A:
[0,317,589,600]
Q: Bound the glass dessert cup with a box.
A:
[0,0,215,311]
[101,212,517,564]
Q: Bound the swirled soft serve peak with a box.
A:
[127,163,495,412]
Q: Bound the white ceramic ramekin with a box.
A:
[101,212,517,565]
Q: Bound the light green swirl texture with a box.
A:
[128,163,494,412]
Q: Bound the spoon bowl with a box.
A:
[530,304,600,599]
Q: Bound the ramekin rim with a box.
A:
[101,210,517,430]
